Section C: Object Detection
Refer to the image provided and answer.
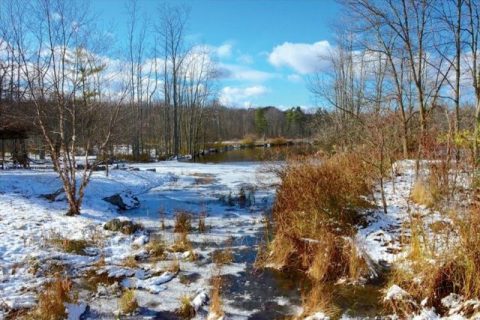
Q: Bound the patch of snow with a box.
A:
[65,302,87,320]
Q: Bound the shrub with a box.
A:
[119,289,138,315]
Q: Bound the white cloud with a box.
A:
[268,41,332,74]
[219,85,268,107]
[218,63,275,82]
[237,54,254,65]
[287,73,302,83]
[215,43,233,58]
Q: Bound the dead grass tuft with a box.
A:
[212,248,234,266]
[27,277,74,320]
[48,233,89,255]
[266,152,374,283]
[146,236,166,260]
[209,276,224,318]
[119,289,138,315]
[386,208,480,316]
[174,211,193,233]
[176,295,195,319]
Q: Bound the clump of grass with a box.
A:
[212,248,234,266]
[48,233,89,255]
[295,284,340,319]
[146,236,166,260]
[171,232,192,253]
[83,269,117,292]
[386,208,480,317]
[168,258,181,274]
[198,212,208,233]
[122,256,138,268]
[410,180,437,208]
[306,231,370,283]
[174,211,192,233]
[27,277,74,320]
[265,152,374,283]
[176,295,195,319]
[104,218,143,235]
[192,173,215,185]
[241,134,256,147]
[159,207,166,230]
[119,289,139,315]
[269,136,288,146]
[209,276,224,318]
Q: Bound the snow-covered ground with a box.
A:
[1,158,477,319]
[0,161,279,319]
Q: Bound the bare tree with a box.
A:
[157,3,189,157]
[10,0,126,215]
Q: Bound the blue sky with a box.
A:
[91,0,339,109]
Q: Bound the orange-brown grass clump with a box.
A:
[119,289,139,315]
[294,284,340,319]
[174,211,193,233]
[410,161,451,208]
[386,208,480,317]
[266,152,375,283]
[209,275,224,319]
[28,277,74,320]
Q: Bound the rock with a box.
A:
[103,192,140,210]
[104,218,143,234]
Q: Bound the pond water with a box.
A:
[192,145,316,163]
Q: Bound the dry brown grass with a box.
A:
[209,276,224,318]
[168,258,181,274]
[294,284,340,319]
[119,289,138,315]
[146,235,166,260]
[27,277,74,320]
[241,134,256,147]
[174,211,193,233]
[192,173,216,185]
[48,232,89,255]
[176,295,195,319]
[122,256,139,268]
[171,231,193,253]
[212,248,234,266]
[410,180,437,208]
[198,212,207,233]
[386,208,480,316]
[266,152,374,283]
